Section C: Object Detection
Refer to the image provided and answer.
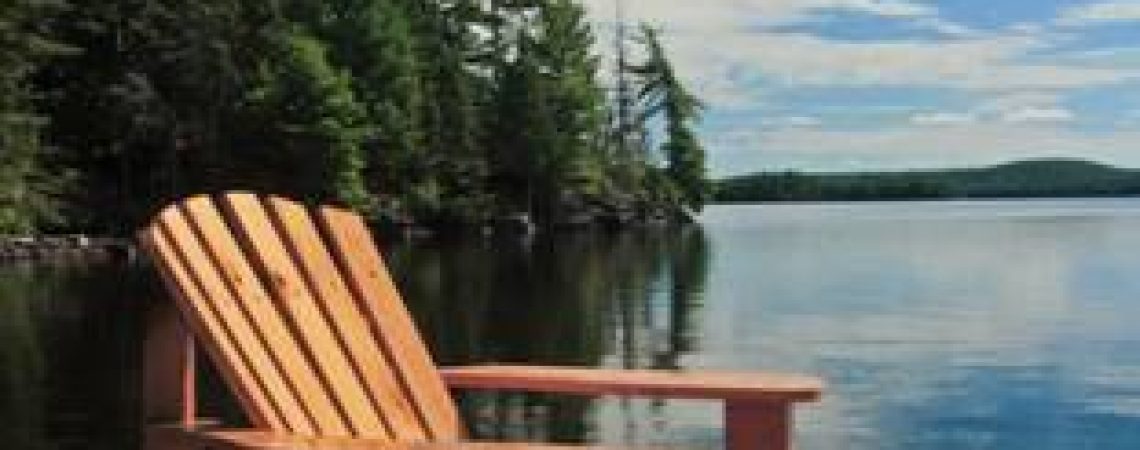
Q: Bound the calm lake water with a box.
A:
[4,199,1140,448]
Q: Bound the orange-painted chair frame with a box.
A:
[138,192,822,450]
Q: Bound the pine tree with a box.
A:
[487,0,608,221]
[407,0,492,223]
[244,25,371,209]
[487,30,550,215]
[0,0,69,233]
[16,0,709,231]
[39,0,251,230]
[532,0,607,205]
[630,25,710,213]
[308,0,428,216]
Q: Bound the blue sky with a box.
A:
[582,0,1140,175]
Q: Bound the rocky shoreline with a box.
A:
[0,235,136,263]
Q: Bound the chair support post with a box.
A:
[143,299,197,449]
[180,329,197,427]
[725,400,791,450]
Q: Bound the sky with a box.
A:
[580,0,1140,175]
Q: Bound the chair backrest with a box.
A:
[138,192,462,441]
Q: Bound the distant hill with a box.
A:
[715,158,1140,202]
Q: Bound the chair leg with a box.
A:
[725,401,791,450]
[143,300,197,439]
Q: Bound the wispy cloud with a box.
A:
[977,91,1076,124]
[910,91,1077,127]
[667,31,1138,90]
[582,1,1140,172]
[911,112,976,126]
[763,116,824,128]
[827,0,935,18]
[1058,1,1140,26]
[1001,107,1076,123]
[582,0,940,29]
[716,125,1140,173]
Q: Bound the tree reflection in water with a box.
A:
[385,226,710,443]
[0,226,710,448]
[0,262,152,450]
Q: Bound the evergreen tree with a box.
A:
[488,0,607,221]
[532,0,607,207]
[0,0,69,233]
[244,25,371,209]
[8,0,709,232]
[307,0,427,216]
[40,0,251,230]
[486,29,538,214]
[406,0,492,223]
[630,25,710,212]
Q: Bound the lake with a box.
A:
[3,199,1140,448]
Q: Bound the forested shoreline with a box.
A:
[716,159,1140,202]
[0,0,709,236]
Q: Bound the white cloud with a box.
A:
[672,31,1138,90]
[765,115,823,127]
[1007,22,1044,34]
[585,2,1140,93]
[580,1,1140,173]
[975,91,1062,113]
[1001,106,1075,123]
[1060,47,1140,69]
[908,92,1076,127]
[970,91,1075,123]
[713,124,1140,173]
[911,112,976,126]
[582,0,938,29]
[916,17,978,37]
[834,0,934,18]
[1058,1,1140,26]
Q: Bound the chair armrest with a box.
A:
[439,365,822,403]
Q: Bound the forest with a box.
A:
[716,159,1140,202]
[0,0,709,235]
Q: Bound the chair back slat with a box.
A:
[141,221,287,431]
[261,196,428,441]
[148,204,324,433]
[316,206,462,440]
[176,196,355,437]
[215,193,392,438]
[142,192,461,441]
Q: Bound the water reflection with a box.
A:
[383,227,710,442]
[7,200,1140,448]
[0,262,151,450]
[699,201,1140,449]
[0,264,46,448]
[0,227,709,448]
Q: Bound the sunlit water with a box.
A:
[4,199,1140,448]
[694,200,1140,449]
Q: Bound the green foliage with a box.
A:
[0,0,69,234]
[1,0,710,233]
[246,26,371,209]
[716,158,1140,202]
[406,0,493,223]
[487,0,609,221]
[307,0,429,213]
[629,25,710,212]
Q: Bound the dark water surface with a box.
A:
[4,199,1140,448]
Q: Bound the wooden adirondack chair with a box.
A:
[138,192,822,450]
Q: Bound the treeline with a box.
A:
[716,159,1140,202]
[0,0,709,235]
